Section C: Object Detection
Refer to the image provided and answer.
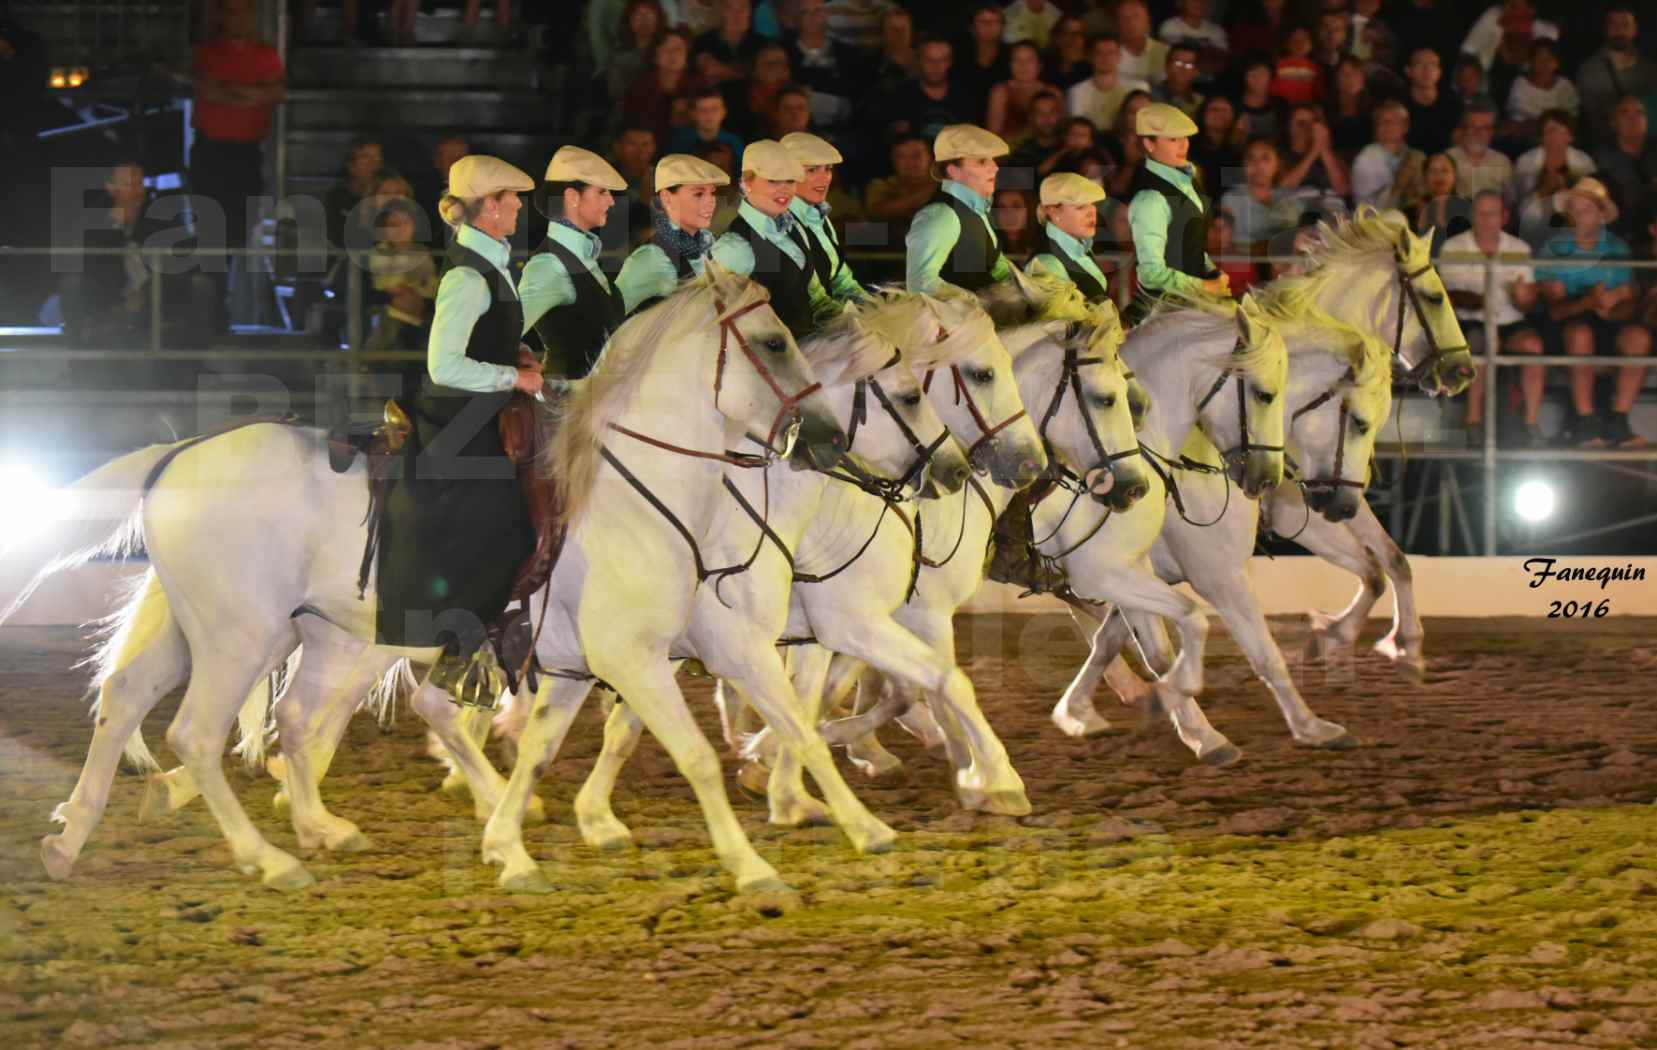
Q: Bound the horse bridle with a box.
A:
[1037,341,1143,498]
[922,355,1028,475]
[1194,338,1285,473]
[1391,257,1469,390]
[1287,376,1365,496]
[709,294,824,457]
[839,360,951,500]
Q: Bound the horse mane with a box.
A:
[540,271,770,530]
[796,300,902,387]
[974,268,1093,330]
[859,287,1004,374]
[1133,289,1287,390]
[1253,206,1423,323]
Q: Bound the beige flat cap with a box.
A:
[933,124,1010,163]
[741,139,805,181]
[447,154,534,198]
[780,132,844,166]
[544,145,627,190]
[654,153,731,190]
[1040,173,1107,207]
[1135,102,1199,137]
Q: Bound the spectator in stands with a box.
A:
[1450,55,1487,110]
[694,0,765,86]
[737,42,795,139]
[1404,48,1459,156]
[882,36,973,142]
[824,0,895,55]
[1413,153,1469,254]
[1352,100,1426,210]
[365,199,439,353]
[1159,0,1228,82]
[1220,137,1304,252]
[1595,96,1657,250]
[1043,16,1090,90]
[1270,27,1324,108]
[1006,90,1065,172]
[1577,4,1656,150]
[1446,101,1512,201]
[864,133,935,245]
[1152,44,1204,122]
[1209,209,1260,297]
[871,6,916,97]
[1480,5,1546,117]
[606,0,668,105]
[1097,198,1136,303]
[1279,103,1350,199]
[1036,116,1105,180]
[668,87,746,156]
[1189,94,1242,196]
[1235,53,1280,143]
[191,0,285,267]
[624,29,705,143]
[1107,89,1154,197]
[1439,190,1544,446]
[1346,0,1384,61]
[1002,0,1060,49]
[326,137,385,251]
[956,5,1011,126]
[58,160,220,348]
[1326,55,1372,159]
[1390,0,1474,71]
[413,135,470,237]
[1502,39,1576,146]
[1512,110,1596,247]
[987,42,1061,141]
[675,0,724,35]
[1067,33,1149,137]
[786,0,864,135]
[991,187,1037,257]
[774,83,816,138]
[1460,0,1555,73]
[1227,0,1287,61]
[1538,177,1650,448]
[608,124,659,246]
[1312,7,1351,86]
[1113,0,1167,89]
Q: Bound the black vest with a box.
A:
[929,189,1005,292]
[797,211,845,293]
[725,212,817,336]
[531,234,626,378]
[1033,227,1109,303]
[1129,164,1214,280]
[416,238,523,428]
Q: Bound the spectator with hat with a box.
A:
[712,139,831,335]
[1026,172,1110,303]
[1537,177,1651,448]
[905,123,1014,295]
[782,131,867,304]
[1126,101,1227,316]
[616,153,731,312]
[519,146,630,379]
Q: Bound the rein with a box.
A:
[923,363,1028,473]
[835,370,950,501]
[1391,258,1468,389]
[1038,347,1144,494]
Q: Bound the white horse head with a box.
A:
[1284,324,1394,523]
[1195,293,1289,498]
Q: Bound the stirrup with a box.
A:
[424,642,505,710]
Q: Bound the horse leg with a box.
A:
[1283,493,1388,663]
[762,644,835,827]
[431,705,497,797]
[481,675,593,893]
[1117,607,1239,766]
[1348,501,1425,678]
[42,582,188,880]
[571,699,645,851]
[1050,602,1122,737]
[412,681,537,824]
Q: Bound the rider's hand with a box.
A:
[1202,274,1231,298]
[513,367,544,395]
[517,343,540,370]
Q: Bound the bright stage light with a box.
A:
[1513,479,1555,524]
[0,463,63,546]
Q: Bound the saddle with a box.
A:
[984,479,1071,599]
[497,389,567,605]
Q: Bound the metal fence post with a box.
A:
[1482,256,1499,555]
[346,255,364,401]
[148,259,163,353]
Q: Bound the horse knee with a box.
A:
[1384,545,1411,583]
[674,740,724,786]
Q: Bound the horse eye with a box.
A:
[764,336,787,353]
[970,368,994,384]
[1093,393,1115,408]
[1352,417,1369,435]
[901,393,922,407]
[1253,386,1275,405]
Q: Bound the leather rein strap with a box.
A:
[1392,259,1468,389]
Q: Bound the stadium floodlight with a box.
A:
[1512,478,1555,524]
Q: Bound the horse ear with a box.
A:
[1235,294,1259,347]
[1355,203,1377,223]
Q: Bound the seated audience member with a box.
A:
[1189,94,1242,197]
[957,5,1010,124]
[734,42,795,139]
[59,160,220,348]
[1209,209,1259,298]
[1043,16,1091,89]
[1006,91,1066,174]
[1096,199,1137,306]
[991,187,1037,258]
[1227,0,1287,60]
[606,0,669,104]
[1234,53,1280,143]
[1446,101,1512,202]
[771,83,814,138]
[823,0,897,54]
[1002,0,1062,49]
[1159,0,1228,81]
[1268,26,1322,107]
[870,6,916,98]
[1038,117,1107,180]
[1482,6,1547,120]
[1438,190,1544,446]
[987,42,1063,141]
[668,87,746,155]
[1352,100,1427,210]
[1411,154,1467,257]
[693,0,766,85]
[1327,54,1371,159]
[1220,137,1310,252]
[1502,38,1576,145]
[1449,53,1487,109]
[1112,0,1167,88]
[1460,0,1557,72]
[325,137,384,250]
[1403,47,1459,156]
[881,36,973,142]
[1537,178,1650,448]
[608,124,660,247]
[1311,7,1350,85]
[1577,3,1656,150]
[1106,90,1153,197]
[1066,33,1149,136]
[1279,104,1349,199]
[623,29,706,143]
[786,0,865,134]
[1512,110,1596,248]
[413,135,470,236]
[1593,95,1657,248]
[365,198,438,353]
[1152,44,1204,121]
[863,133,936,245]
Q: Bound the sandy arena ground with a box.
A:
[2,614,1656,1049]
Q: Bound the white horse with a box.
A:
[1050,300,1396,758]
[6,266,896,893]
[818,293,1291,773]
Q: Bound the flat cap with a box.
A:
[447,154,534,198]
[780,132,844,166]
[654,153,732,190]
[741,139,805,181]
[933,124,1010,162]
[544,145,627,190]
[1040,173,1107,207]
[1135,102,1199,137]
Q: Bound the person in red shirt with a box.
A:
[1269,25,1323,107]
[191,0,285,266]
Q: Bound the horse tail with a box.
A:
[0,442,175,627]
[75,569,182,775]
[368,658,416,726]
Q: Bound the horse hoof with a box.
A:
[769,797,833,828]
[522,794,547,827]
[330,829,372,853]
[499,868,555,895]
[1200,743,1244,768]
[40,836,76,881]
[853,822,898,855]
[736,874,793,896]
[960,788,1032,816]
[265,754,288,783]
[439,772,471,799]
[736,760,771,799]
[583,826,635,853]
[1319,733,1360,751]
[263,861,317,892]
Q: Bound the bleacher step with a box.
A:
[284,88,552,132]
[288,47,542,90]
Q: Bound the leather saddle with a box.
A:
[496,388,567,605]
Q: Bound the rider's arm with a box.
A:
[709,232,757,277]
[1129,189,1203,297]
[517,251,575,334]
[615,243,675,314]
[427,268,518,392]
[904,201,961,294]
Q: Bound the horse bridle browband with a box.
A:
[838,360,951,501]
[922,361,1027,473]
[1194,338,1285,472]
[1392,257,1468,389]
[1038,345,1144,494]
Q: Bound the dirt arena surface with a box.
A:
[2,615,1656,1049]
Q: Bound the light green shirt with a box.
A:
[905,179,1014,294]
[711,199,835,318]
[614,225,712,314]
[788,195,867,304]
[518,220,614,335]
[1128,157,1214,298]
[428,223,520,394]
[1028,222,1110,298]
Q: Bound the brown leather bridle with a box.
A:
[922,359,1028,474]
